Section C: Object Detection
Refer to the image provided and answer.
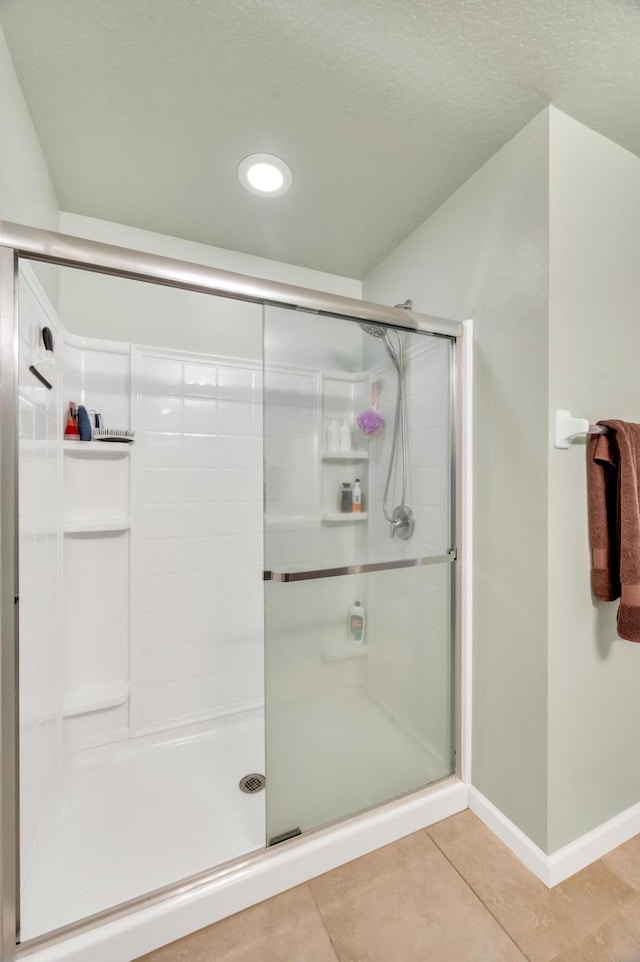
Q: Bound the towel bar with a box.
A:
[554,409,610,449]
[264,550,456,582]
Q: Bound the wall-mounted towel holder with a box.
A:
[554,409,609,449]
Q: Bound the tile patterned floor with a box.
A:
[137,810,640,962]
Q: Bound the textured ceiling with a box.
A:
[1,0,640,278]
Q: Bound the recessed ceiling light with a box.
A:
[238,153,293,196]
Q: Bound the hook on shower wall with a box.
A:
[28,325,55,390]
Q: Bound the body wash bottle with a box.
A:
[339,419,351,452]
[327,419,340,451]
[348,601,365,644]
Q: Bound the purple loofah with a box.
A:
[357,409,385,436]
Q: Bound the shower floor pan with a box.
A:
[20,709,266,942]
[20,687,447,945]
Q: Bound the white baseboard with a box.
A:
[468,787,551,884]
[546,797,640,886]
[469,786,640,887]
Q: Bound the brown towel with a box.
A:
[588,420,640,641]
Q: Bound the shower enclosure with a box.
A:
[0,223,464,959]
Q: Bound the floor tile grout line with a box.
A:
[542,890,640,962]
[423,827,534,961]
[542,894,640,962]
[305,882,343,962]
[599,854,640,898]
[425,825,640,962]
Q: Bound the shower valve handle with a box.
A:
[390,505,415,541]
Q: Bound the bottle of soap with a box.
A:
[64,401,80,440]
[348,602,365,644]
[338,419,351,452]
[340,482,353,513]
[327,419,340,451]
[352,478,362,513]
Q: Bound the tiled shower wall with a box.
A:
[365,337,453,769]
[131,349,264,734]
[264,367,319,532]
[366,337,451,557]
[17,285,453,772]
[18,268,62,877]
[264,365,372,704]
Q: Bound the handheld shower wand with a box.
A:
[359,303,414,540]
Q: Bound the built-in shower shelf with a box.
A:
[321,512,368,524]
[64,517,131,534]
[63,682,129,718]
[265,514,317,529]
[322,450,369,461]
[64,440,131,456]
[323,641,369,662]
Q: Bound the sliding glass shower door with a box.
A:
[6,235,459,952]
[263,305,456,843]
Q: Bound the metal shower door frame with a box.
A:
[0,246,19,961]
[0,221,465,960]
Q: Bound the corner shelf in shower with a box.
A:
[63,681,129,718]
[265,514,318,530]
[321,512,368,524]
[64,440,131,456]
[322,450,369,462]
[64,517,131,534]
[323,641,369,662]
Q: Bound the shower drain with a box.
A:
[239,773,266,794]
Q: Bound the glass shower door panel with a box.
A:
[263,305,455,842]
[16,263,266,941]
[265,564,453,840]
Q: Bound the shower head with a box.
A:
[357,297,412,339]
[359,321,386,340]
[359,321,401,372]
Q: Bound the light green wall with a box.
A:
[547,108,640,850]
[364,110,551,848]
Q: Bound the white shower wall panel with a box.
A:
[365,338,453,769]
[63,446,130,523]
[62,533,130,740]
[368,340,451,559]
[264,368,320,528]
[17,267,62,879]
[263,367,369,571]
[60,337,133,754]
[131,349,264,735]
[63,336,131,432]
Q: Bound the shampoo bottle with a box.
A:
[338,419,351,452]
[64,402,80,440]
[348,601,365,644]
[327,419,340,451]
